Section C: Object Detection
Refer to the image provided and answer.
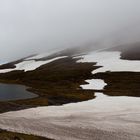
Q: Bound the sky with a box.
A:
[0,0,140,62]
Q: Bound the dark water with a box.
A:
[0,83,37,101]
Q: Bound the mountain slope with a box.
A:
[0,42,139,112]
[109,42,140,60]
[0,57,97,113]
[0,43,140,140]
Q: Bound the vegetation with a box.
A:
[0,57,98,113]
[0,130,52,140]
[0,54,36,70]
[93,72,140,96]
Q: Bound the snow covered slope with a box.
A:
[77,50,140,90]
[0,56,67,73]
[0,92,139,140]
[0,45,140,140]
[77,51,140,74]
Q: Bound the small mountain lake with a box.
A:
[0,83,37,101]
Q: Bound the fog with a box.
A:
[0,0,140,62]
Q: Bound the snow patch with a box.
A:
[80,79,107,90]
[77,51,140,74]
[0,56,67,73]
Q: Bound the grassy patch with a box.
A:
[93,72,140,96]
[0,130,52,140]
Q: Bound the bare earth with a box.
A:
[0,93,139,140]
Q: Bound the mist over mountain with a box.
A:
[0,0,140,62]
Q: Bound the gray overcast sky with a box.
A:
[0,0,140,62]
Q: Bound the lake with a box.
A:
[0,83,37,101]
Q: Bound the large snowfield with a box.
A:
[0,50,140,140]
[0,93,139,140]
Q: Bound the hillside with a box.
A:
[0,57,97,113]
[0,43,140,140]
[0,43,140,113]
[109,42,140,60]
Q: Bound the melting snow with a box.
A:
[0,56,67,73]
[78,51,140,90]
[0,93,139,140]
[80,79,107,90]
[77,51,140,74]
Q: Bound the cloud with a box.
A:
[0,0,140,62]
